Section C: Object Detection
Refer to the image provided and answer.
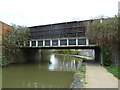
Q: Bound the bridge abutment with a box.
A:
[95,47,103,65]
[21,48,41,63]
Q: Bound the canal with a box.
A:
[2,50,82,88]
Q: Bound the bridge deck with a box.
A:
[23,37,96,48]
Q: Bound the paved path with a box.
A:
[85,60,118,88]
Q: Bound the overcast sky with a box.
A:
[0,0,119,27]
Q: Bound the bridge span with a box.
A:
[22,20,103,65]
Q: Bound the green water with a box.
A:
[2,52,82,88]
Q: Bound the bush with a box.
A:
[102,46,113,66]
[2,24,30,66]
[1,56,11,66]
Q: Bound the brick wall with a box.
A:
[0,21,13,45]
[1,21,12,34]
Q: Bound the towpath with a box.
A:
[85,60,118,89]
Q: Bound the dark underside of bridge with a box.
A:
[21,46,102,65]
[21,46,96,49]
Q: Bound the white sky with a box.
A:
[0,0,119,27]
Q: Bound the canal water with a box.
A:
[2,50,82,88]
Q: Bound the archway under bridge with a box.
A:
[21,46,103,65]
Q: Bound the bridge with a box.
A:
[22,20,103,65]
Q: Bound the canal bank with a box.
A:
[70,63,86,88]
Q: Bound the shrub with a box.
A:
[102,46,113,66]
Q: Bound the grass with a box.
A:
[105,66,120,79]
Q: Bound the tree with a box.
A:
[86,16,119,65]
[2,24,30,66]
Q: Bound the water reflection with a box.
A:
[49,54,58,70]
[49,54,82,72]
[2,53,82,88]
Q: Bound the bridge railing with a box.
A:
[23,37,96,47]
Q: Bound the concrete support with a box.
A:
[43,40,45,46]
[67,39,69,46]
[30,41,32,47]
[100,50,103,65]
[36,40,38,47]
[50,39,52,46]
[58,39,60,46]
[86,39,89,45]
[76,38,78,46]
[95,47,103,65]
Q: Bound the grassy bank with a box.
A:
[105,66,120,79]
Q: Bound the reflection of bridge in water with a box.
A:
[22,20,103,65]
[49,54,82,72]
